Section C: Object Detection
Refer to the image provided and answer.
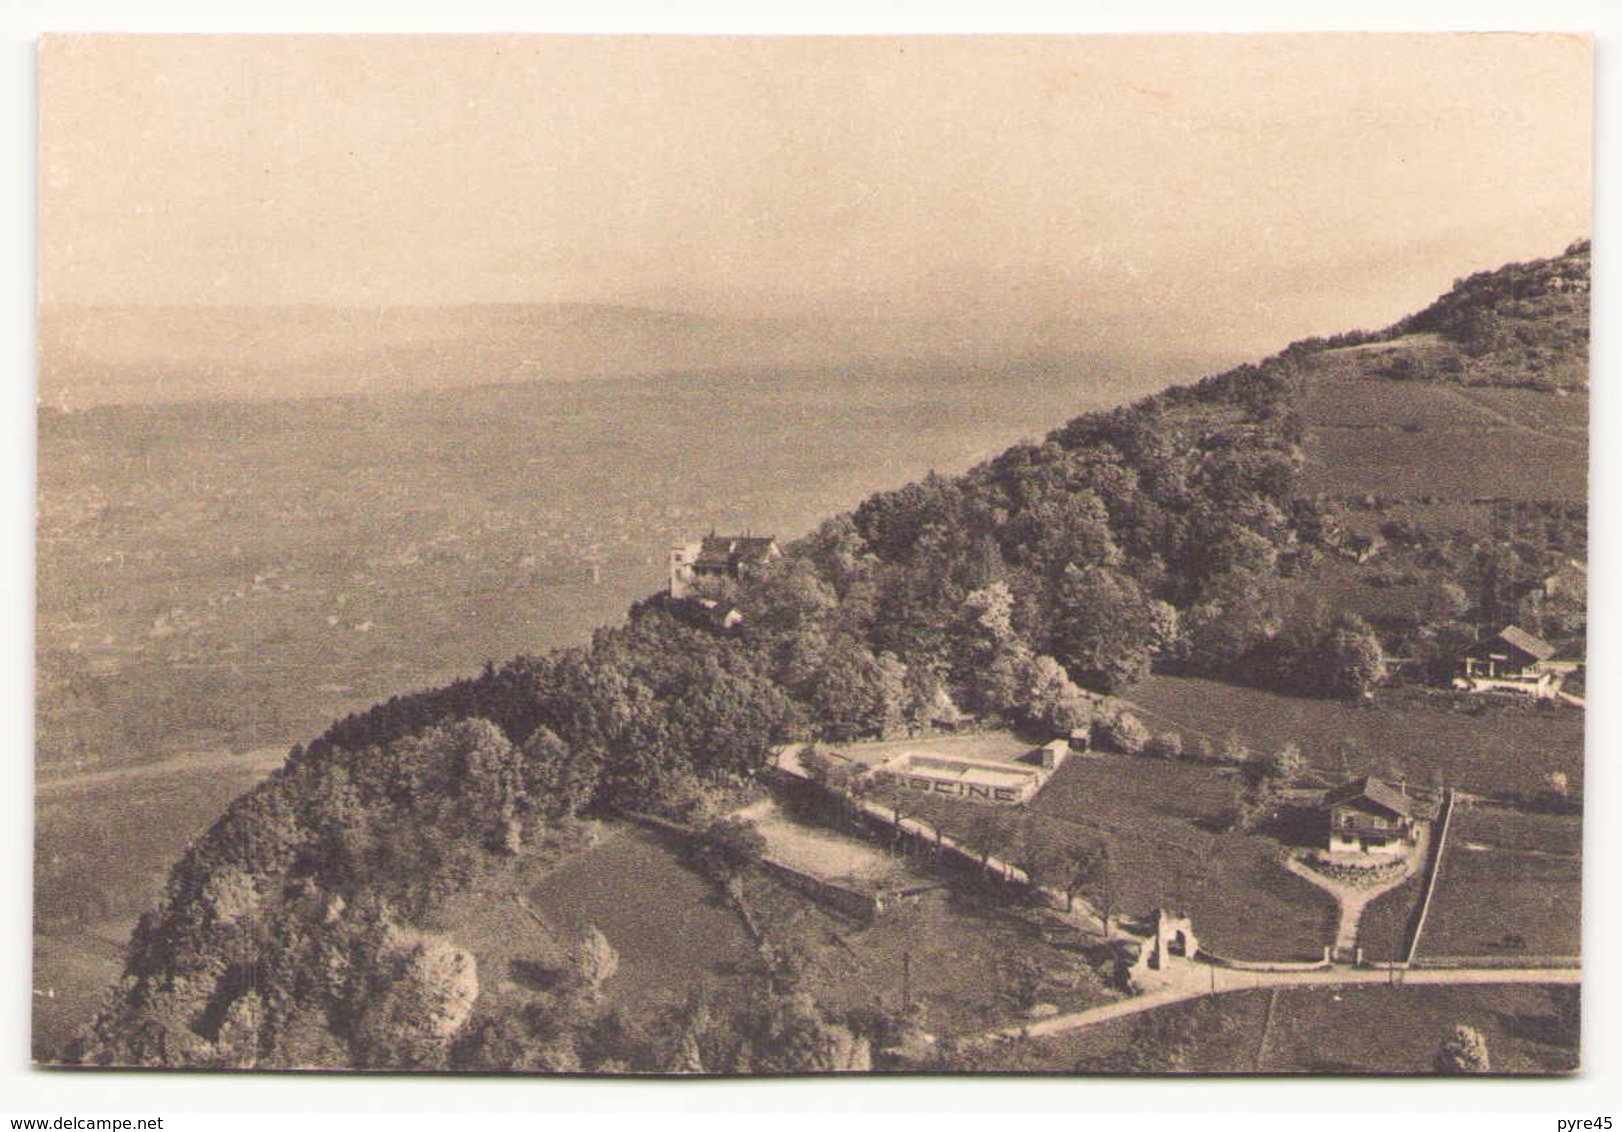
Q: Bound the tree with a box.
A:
[352,934,480,1069]
[1252,741,1305,784]
[690,817,767,885]
[1215,730,1252,767]
[1058,841,1110,920]
[958,810,1015,879]
[1143,731,1183,760]
[1095,710,1150,755]
[521,726,599,822]
[732,989,870,1074]
[1181,567,1287,672]
[806,638,891,742]
[1024,653,1100,734]
[1315,615,1387,698]
[1435,1024,1491,1074]
[1421,579,1471,624]
[1049,565,1155,693]
[1537,771,1575,814]
[961,582,1019,652]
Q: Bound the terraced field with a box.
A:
[1298,344,1587,501]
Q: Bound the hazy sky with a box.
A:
[39,33,1591,353]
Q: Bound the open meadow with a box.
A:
[1298,345,1587,501]
[1126,674,1583,801]
[851,741,1337,963]
[1417,805,1582,962]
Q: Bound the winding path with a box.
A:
[1283,824,1430,959]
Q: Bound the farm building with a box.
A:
[1453,625,1571,699]
[1038,738,1072,769]
[1321,775,1418,856]
[1544,636,1585,675]
[669,534,780,598]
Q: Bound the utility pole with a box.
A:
[902,951,912,1014]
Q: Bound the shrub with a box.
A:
[1214,730,1252,766]
[1094,711,1150,755]
[1435,1024,1491,1074]
[1143,732,1184,760]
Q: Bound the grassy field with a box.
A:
[1127,674,1584,800]
[857,748,1337,962]
[1303,428,1587,501]
[744,873,1116,1039]
[439,815,1117,1043]
[1453,385,1588,438]
[520,824,759,1009]
[1297,350,1587,501]
[1353,874,1426,963]
[966,983,1578,1074]
[1418,806,1582,961]
[1301,371,1519,430]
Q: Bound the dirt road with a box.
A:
[971,958,1580,1047]
[35,745,289,797]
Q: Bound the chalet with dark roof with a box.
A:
[1454,624,1568,699]
[669,534,780,598]
[1545,636,1586,675]
[1321,775,1417,856]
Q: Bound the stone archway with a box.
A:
[1153,910,1199,969]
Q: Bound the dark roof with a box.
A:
[693,535,778,570]
[1321,775,1415,819]
[1466,625,1557,663]
[1550,637,1587,663]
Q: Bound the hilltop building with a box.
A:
[669,534,780,598]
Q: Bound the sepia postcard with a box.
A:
[33,32,1591,1077]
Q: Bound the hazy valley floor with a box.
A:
[33,356,1195,1055]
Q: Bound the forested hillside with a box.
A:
[69,242,1588,1071]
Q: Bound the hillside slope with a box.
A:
[64,241,1588,1072]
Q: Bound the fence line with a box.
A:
[1411,954,1581,970]
[1402,786,1456,966]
